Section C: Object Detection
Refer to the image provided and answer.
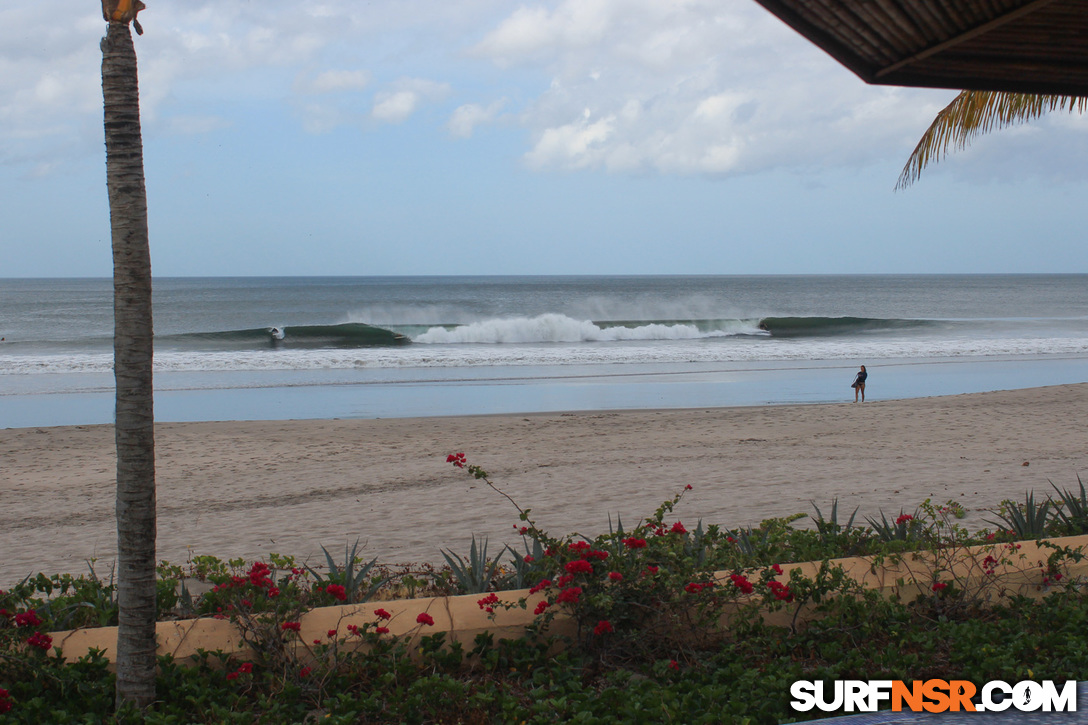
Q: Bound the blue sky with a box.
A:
[3,0,1087,277]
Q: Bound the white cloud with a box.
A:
[372,79,450,124]
[475,0,963,175]
[298,69,371,94]
[448,100,506,138]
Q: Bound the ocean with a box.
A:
[2,274,1087,428]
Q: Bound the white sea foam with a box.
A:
[2,337,1087,377]
[411,314,744,344]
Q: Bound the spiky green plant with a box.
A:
[988,492,1052,540]
[1049,476,1088,535]
[441,536,506,594]
[306,539,385,603]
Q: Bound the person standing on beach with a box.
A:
[851,365,867,402]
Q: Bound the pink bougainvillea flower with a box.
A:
[556,574,575,588]
[729,574,754,594]
[376,626,390,634]
[670,521,687,535]
[477,593,500,613]
[669,659,680,671]
[281,621,301,632]
[529,579,552,594]
[267,587,280,598]
[622,537,647,550]
[932,581,948,592]
[608,572,623,582]
[896,513,914,525]
[771,564,783,575]
[565,560,594,574]
[416,612,435,626]
[534,600,550,615]
[446,452,467,468]
[300,666,312,678]
[238,662,253,674]
[568,541,591,553]
[226,672,239,681]
[556,587,582,604]
[26,632,53,651]
[325,584,347,602]
[374,608,392,620]
[593,620,613,636]
[14,610,42,628]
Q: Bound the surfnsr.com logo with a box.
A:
[790,679,1077,713]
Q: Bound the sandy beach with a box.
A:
[2,383,1086,587]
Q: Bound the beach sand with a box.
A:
[2,384,1086,587]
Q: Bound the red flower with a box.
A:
[238,662,253,674]
[327,629,337,638]
[267,587,280,598]
[416,612,435,626]
[300,666,312,678]
[729,573,754,594]
[374,608,392,620]
[608,572,623,582]
[585,549,609,561]
[325,584,347,602]
[226,672,239,681]
[767,580,794,602]
[622,537,647,549]
[26,632,53,651]
[281,621,301,632]
[0,688,10,714]
[593,620,613,636]
[668,660,680,671]
[771,563,783,575]
[896,513,914,525]
[534,600,550,615]
[376,626,390,634]
[931,581,948,592]
[684,484,693,490]
[529,579,552,594]
[477,593,500,613]
[568,541,591,553]
[556,587,582,604]
[556,574,575,588]
[644,565,659,576]
[347,624,360,636]
[446,452,467,468]
[565,560,594,574]
[670,521,687,535]
[14,611,41,628]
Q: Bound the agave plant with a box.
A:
[1049,476,1088,536]
[441,536,507,594]
[811,498,859,539]
[867,510,922,543]
[987,492,1052,540]
[306,539,385,604]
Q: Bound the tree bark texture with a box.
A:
[102,19,157,710]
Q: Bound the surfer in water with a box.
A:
[270,327,285,342]
[851,365,867,402]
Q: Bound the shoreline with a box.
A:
[2,383,1087,587]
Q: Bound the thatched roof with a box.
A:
[754,0,1088,96]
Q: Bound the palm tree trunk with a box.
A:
[102,18,157,710]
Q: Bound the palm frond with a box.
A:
[896,91,1087,190]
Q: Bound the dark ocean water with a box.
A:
[2,274,1086,427]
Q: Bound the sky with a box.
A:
[2,0,1087,278]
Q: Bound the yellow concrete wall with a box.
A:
[47,534,1088,665]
